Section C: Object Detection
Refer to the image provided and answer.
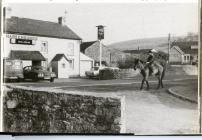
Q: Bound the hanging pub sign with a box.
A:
[97,25,104,40]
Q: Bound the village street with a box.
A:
[6,74,198,135]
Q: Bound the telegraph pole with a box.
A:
[168,33,171,63]
[96,25,105,66]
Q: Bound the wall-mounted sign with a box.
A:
[6,34,38,40]
[10,38,35,45]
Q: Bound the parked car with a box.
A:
[23,66,56,82]
[85,66,119,80]
[85,66,105,79]
[3,59,24,82]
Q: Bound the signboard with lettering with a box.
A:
[6,34,37,40]
[10,38,34,45]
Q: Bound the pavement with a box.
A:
[168,86,198,103]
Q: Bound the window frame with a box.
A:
[41,41,48,53]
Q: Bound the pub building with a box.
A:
[2,16,93,78]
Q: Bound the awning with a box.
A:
[10,51,46,61]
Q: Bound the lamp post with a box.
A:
[96,25,105,66]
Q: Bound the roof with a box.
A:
[80,41,97,53]
[4,16,82,40]
[123,49,151,54]
[172,41,198,54]
[80,52,94,61]
[51,54,69,62]
[81,41,125,55]
[10,51,46,61]
[173,46,184,55]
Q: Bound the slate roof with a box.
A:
[51,54,69,62]
[10,51,46,61]
[171,41,198,54]
[80,41,97,53]
[4,16,82,40]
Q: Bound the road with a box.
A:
[4,75,199,135]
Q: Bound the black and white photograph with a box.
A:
[0,0,200,135]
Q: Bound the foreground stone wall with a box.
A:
[3,86,124,133]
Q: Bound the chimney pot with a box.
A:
[58,17,63,25]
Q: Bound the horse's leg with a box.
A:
[160,74,164,88]
[161,69,165,88]
[157,76,161,89]
[140,78,145,90]
[161,79,164,88]
[146,80,150,90]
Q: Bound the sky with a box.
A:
[4,2,199,45]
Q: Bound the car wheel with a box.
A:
[17,78,24,82]
[50,78,54,82]
[32,77,38,82]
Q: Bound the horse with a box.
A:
[133,59,167,90]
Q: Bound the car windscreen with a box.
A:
[93,67,99,70]
[14,61,21,66]
[32,66,46,71]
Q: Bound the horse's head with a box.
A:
[134,59,142,70]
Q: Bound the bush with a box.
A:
[99,68,120,80]
[117,56,136,69]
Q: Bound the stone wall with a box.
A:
[3,86,125,133]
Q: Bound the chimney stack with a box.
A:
[58,17,63,25]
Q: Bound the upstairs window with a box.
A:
[67,43,74,56]
[41,41,48,53]
[69,59,74,69]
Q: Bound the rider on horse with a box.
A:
[146,49,157,75]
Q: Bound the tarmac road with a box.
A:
[4,75,199,135]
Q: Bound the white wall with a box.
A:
[3,33,81,77]
[58,57,70,78]
[80,60,93,77]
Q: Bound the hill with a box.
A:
[108,37,177,53]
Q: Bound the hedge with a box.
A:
[99,68,120,80]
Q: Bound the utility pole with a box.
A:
[96,25,105,66]
[168,33,171,63]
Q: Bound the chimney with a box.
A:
[58,17,63,25]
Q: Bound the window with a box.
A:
[69,59,74,69]
[62,63,66,68]
[41,41,48,53]
[42,58,48,68]
[67,43,74,56]
[187,56,190,61]
[184,56,186,61]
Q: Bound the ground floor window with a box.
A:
[62,63,66,68]
[42,58,48,68]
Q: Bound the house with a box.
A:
[170,41,198,64]
[80,41,126,67]
[3,16,83,78]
